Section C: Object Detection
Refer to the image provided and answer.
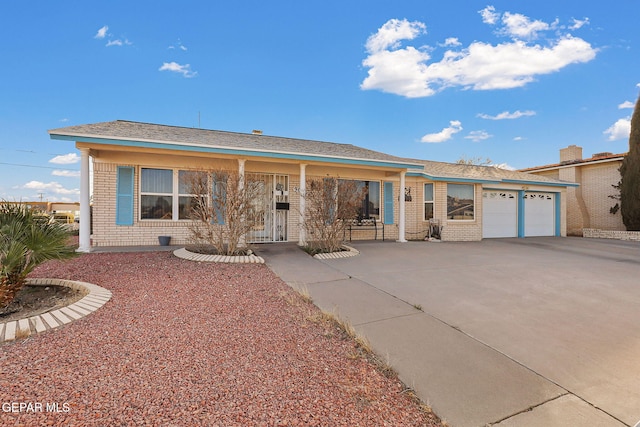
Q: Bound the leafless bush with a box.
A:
[183,169,264,255]
[301,177,363,254]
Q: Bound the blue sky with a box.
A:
[1,1,638,202]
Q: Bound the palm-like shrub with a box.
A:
[0,203,78,309]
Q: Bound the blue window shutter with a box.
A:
[383,182,394,224]
[116,166,134,226]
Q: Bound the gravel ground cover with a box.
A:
[1,252,443,426]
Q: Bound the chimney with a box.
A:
[560,145,583,163]
[252,129,263,135]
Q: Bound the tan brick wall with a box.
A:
[583,228,640,241]
[529,160,623,233]
[580,162,624,231]
[440,183,482,241]
[92,161,306,247]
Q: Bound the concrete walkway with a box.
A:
[257,238,640,427]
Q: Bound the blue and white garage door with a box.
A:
[524,192,555,237]
[482,191,518,238]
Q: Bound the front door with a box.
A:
[247,173,289,243]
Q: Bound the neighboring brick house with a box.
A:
[49,120,577,251]
[520,145,626,236]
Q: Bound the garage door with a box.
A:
[483,191,518,238]
[524,192,555,236]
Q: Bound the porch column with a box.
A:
[237,158,245,189]
[397,171,407,242]
[298,163,306,246]
[238,159,246,247]
[78,147,91,252]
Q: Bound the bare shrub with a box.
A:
[182,169,264,255]
[301,177,363,254]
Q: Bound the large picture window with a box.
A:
[447,184,474,220]
[343,180,380,220]
[141,168,173,219]
[424,183,434,221]
[140,168,206,220]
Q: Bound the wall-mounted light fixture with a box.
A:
[405,187,412,202]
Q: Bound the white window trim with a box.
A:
[140,167,202,221]
[423,183,434,222]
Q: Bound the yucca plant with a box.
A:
[0,202,78,310]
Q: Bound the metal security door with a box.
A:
[247,174,288,243]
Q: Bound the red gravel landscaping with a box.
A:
[1,252,443,426]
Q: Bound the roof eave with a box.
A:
[50,132,424,170]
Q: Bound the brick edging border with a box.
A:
[583,228,640,241]
[312,245,360,260]
[0,279,112,343]
[173,248,265,263]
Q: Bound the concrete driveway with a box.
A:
[259,237,640,427]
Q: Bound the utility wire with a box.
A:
[0,162,79,171]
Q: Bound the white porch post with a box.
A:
[78,147,91,252]
[238,158,245,188]
[397,171,407,242]
[238,159,246,247]
[298,163,306,246]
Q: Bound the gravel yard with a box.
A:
[1,252,442,426]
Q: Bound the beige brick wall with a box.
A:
[440,183,483,241]
[529,160,623,233]
[580,162,624,231]
[93,161,306,247]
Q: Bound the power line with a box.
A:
[0,162,79,171]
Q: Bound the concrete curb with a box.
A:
[1,278,112,343]
[312,245,360,260]
[173,247,265,264]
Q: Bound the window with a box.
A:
[354,180,380,220]
[424,183,434,221]
[447,184,474,220]
[141,168,173,219]
[178,170,200,220]
[140,168,206,220]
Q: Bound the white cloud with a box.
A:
[365,18,426,53]
[492,163,516,171]
[361,11,596,98]
[500,12,552,40]
[52,170,81,178]
[95,25,109,39]
[619,101,634,109]
[478,110,536,120]
[604,118,631,141]
[169,40,188,51]
[159,62,197,78]
[479,6,499,25]
[21,181,79,196]
[49,153,80,165]
[513,136,524,141]
[570,18,590,30]
[420,120,462,143]
[464,130,492,142]
[106,38,132,47]
[443,37,461,47]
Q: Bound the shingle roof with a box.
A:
[49,120,575,187]
[519,152,626,172]
[49,120,422,168]
[409,159,574,185]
